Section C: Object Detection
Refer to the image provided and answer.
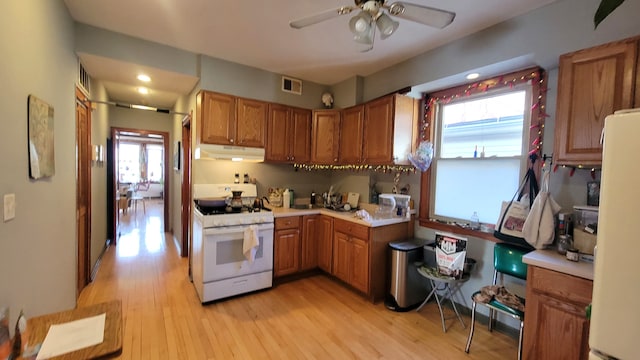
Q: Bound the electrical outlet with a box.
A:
[4,193,15,221]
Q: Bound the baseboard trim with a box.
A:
[91,239,111,282]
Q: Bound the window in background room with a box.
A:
[118,143,141,184]
[431,87,530,225]
[146,144,163,182]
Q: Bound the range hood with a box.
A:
[194,144,265,162]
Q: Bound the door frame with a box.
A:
[75,87,92,296]
[181,112,192,259]
[110,127,171,243]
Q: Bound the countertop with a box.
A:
[268,206,413,228]
[522,249,594,280]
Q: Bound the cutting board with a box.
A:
[347,192,360,208]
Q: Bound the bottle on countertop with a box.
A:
[243,173,249,184]
[234,173,240,184]
[283,189,291,209]
[470,211,480,230]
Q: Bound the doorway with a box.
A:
[111,127,170,242]
[76,87,92,296]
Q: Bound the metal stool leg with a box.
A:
[446,285,465,328]
[465,300,477,353]
[433,284,447,332]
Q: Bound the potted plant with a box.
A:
[595,0,625,28]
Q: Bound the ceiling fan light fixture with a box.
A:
[376,13,399,39]
[349,11,375,44]
[349,11,373,34]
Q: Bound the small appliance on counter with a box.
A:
[377,193,411,219]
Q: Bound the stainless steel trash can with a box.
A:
[385,240,430,312]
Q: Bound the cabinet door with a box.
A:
[301,215,319,271]
[350,236,369,293]
[363,96,394,164]
[290,108,312,163]
[524,293,591,360]
[236,98,267,147]
[199,91,236,145]
[274,229,300,277]
[332,231,350,283]
[317,216,333,273]
[266,104,290,162]
[339,105,364,164]
[524,266,593,360]
[311,110,341,164]
[554,40,637,165]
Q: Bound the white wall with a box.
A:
[0,1,78,318]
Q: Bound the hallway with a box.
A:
[78,201,518,359]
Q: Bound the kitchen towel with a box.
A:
[243,225,259,263]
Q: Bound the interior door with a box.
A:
[75,87,92,295]
[182,113,192,259]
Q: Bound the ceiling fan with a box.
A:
[289,0,455,51]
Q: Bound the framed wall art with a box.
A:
[28,95,55,179]
[174,141,181,170]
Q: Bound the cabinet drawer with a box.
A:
[275,216,301,230]
[334,219,369,240]
[529,266,593,305]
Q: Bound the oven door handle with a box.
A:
[203,223,274,236]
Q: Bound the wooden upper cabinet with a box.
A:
[339,105,365,164]
[290,107,312,163]
[363,94,417,165]
[311,110,341,164]
[266,104,290,162]
[198,91,236,145]
[554,38,638,166]
[266,104,311,163]
[197,91,266,148]
[236,98,267,147]
[363,96,394,164]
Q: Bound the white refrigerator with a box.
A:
[589,109,640,359]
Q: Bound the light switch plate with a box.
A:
[4,193,15,221]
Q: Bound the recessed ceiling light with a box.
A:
[137,74,151,82]
[466,73,480,80]
[138,87,149,94]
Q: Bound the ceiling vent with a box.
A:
[77,58,91,95]
[282,76,302,95]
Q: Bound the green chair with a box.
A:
[464,243,530,360]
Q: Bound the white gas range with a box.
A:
[191,183,274,303]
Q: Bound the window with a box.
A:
[419,68,545,229]
[118,142,164,184]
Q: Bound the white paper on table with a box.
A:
[36,313,106,360]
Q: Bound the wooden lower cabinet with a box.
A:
[274,216,301,277]
[331,218,409,301]
[332,220,369,294]
[301,215,320,271]
[523,266,593,360]
[316,216,334,273]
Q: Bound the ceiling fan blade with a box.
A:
[290,6,356,29]
[386,2,455,29]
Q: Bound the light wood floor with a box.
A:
[79,200,518,359]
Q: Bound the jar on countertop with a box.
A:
[557,234,573,255]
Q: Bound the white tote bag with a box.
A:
[522,171,561,249]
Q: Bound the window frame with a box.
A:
[418,67,546,241]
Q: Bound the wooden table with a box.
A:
[24,300,122,359]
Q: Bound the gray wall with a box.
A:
[89,80,111,268]
[0,1,77,319]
